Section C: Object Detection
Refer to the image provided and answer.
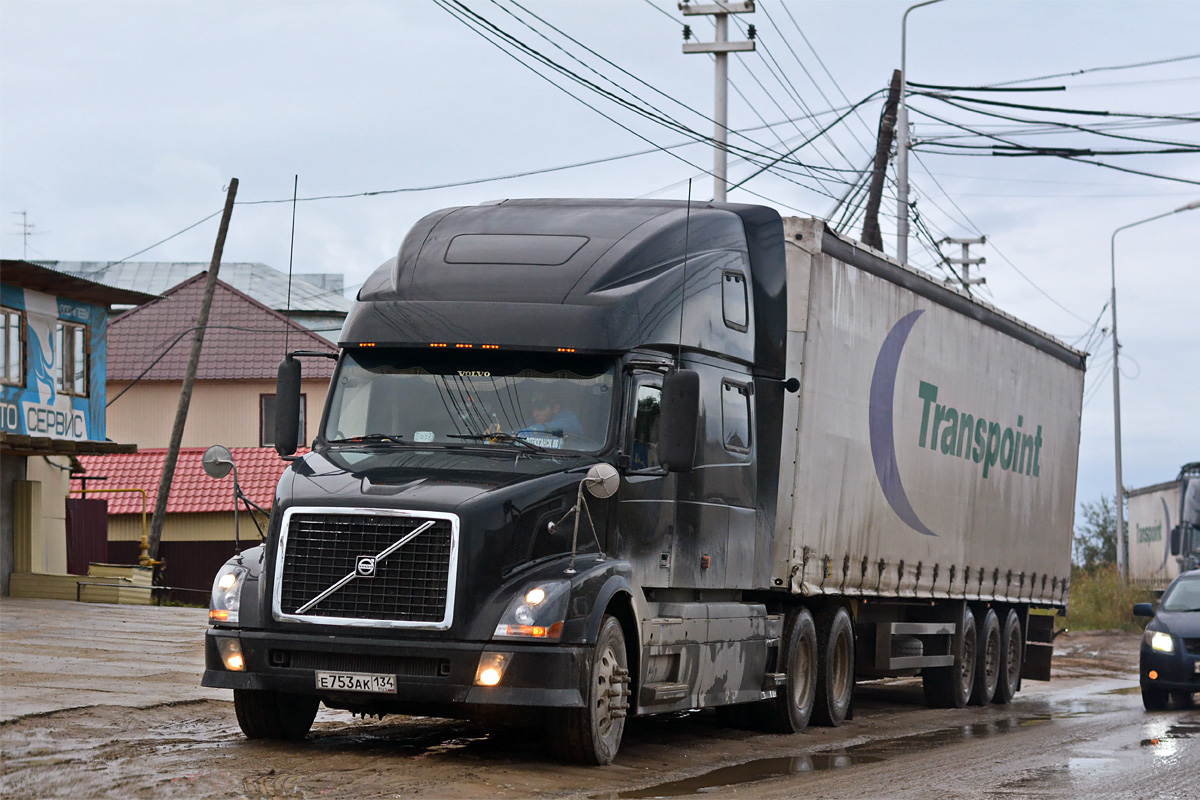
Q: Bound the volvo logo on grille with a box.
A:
[356,556,377,577]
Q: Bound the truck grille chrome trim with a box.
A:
[272,507,459,629]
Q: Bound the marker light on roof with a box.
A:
[430,343,448,348]
[557,347,576,353]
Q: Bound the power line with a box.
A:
[980,52,1200,89]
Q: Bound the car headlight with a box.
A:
[493,581,570,640]
[209,563,248,625]
[1144,630,1175,653]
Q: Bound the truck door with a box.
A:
[616,373,677,589]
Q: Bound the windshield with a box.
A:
[1160,576,1200,613]
[323,349,616,454]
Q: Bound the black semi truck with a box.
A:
[203,199,1085,764]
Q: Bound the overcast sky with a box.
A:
[2,0,1198,516]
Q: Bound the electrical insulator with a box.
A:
[682,25,692,41]
[747,25,757,40]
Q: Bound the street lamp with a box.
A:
[896,0,945,265]
[1111,198,1200,581]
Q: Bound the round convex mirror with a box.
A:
[202,444,235,480]
[583,463,620,499]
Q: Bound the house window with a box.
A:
[56,321,88,396]
[1,307,23,386]
[261,393,306,448]
[721,380,751,453]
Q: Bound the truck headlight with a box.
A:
[1145,630,1175,653]
[209,564,248,625]
[493,581,570,640]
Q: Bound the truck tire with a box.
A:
[811,606,854,727]
[993,609,1023,705]
[969,608,1000,706]
[923,606,976,709]
[550,615,630,765]
[233,689,318,740]
[751,606,818,733]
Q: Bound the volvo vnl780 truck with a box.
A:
[203,200,1085,764]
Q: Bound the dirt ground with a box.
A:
[2,599,1194,800]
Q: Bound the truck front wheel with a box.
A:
[550,615,630,765]
[811,606,854,727]
[233,689,318,740]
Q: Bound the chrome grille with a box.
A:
[276,510,456,626]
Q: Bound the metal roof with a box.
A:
[41,261,352,314]
[1,259,158,307]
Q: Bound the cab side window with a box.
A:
[630,382,662,471]
[722,380,751,454]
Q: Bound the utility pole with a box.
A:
[680,1,755,203]
[861,70,902,251]
[942,236,986,292]
[146,179,239,564]
[896,0,945,264]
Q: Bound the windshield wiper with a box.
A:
[327,433,405,444]
[445,432,546,452]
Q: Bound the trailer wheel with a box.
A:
[969,608,1001,706]
[923,606,976,709]
[233,689,318,740]
[993,609,1023,705]
[752,606,818,733]
[811,606,854,727]
[550,615,629,765]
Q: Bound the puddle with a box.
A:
[600,715,1055,798]
[610,753,885,798]
[1102,686,1141,696]
[1141,722,1200,748]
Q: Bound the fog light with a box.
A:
[1149,670,1159,680]
[217,637,245,672]
[474,652,510,686]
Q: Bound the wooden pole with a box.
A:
[861,70,901,252]
[146,179,238,563]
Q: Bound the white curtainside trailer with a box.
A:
[774,217,1083,604]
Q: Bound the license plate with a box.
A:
[315,671,397,694]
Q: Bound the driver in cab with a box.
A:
[517,391,584,447]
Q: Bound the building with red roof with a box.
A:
[72,447,308,591]
[72,272,339,591]
[105,272,337,449]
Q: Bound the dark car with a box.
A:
[1133,569,1200,710]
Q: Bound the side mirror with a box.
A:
[202,444,234,479]
[583,463,620,498]
[1132,602,1155,618]
[1170,525,1182,556]
[275,357,302,457]
[659,369,699,472]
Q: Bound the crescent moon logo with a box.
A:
[1157,496,1172,572]
[869,310,937,537]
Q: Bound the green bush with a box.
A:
[1065,565,1155,631]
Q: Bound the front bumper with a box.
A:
[202,627,588,708]
[1139,642,1200,693]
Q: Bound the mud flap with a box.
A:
[1021,613,1055,681]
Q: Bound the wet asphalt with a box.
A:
[1,597,1196,799]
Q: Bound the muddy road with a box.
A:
[1,598,1196,799]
